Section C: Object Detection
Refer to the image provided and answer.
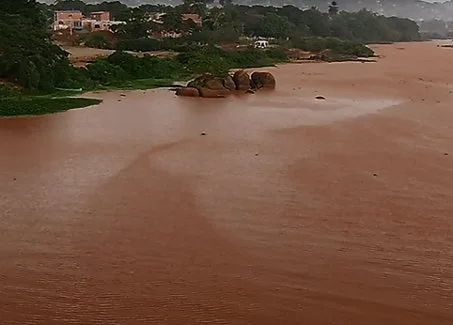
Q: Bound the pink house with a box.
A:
[53,11,83,31]
[89,11,111,22]
[53,10,121,32]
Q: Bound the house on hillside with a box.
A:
[53,11,83,31]
[181,14,202,28]
[53,10,125,33]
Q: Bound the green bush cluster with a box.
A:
[176,46,288,76]
[0,85,21,98]
[85,51,186,87]
[0,97,101,116]
[84,35,112,50]
[292,37,374,57]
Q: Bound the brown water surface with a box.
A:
[1,42,453,324]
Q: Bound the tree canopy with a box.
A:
[0,0,76,90]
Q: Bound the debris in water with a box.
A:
[315,96,326,100]
[200,131,207,136]
[120,94,126,97]
[373,173,378,177]
[444,153,449,156]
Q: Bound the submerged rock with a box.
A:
[199,88,229,98]
[233,70,251,90]
[176,87,200,97]
[205,78,225,90]
[251,72,276,89]
[177,71,277,98]
[223,75,236,91]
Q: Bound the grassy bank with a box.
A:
[290,37,375,59]
[93,78,179,91]
[1,43,372,117]
[0,96,101,117]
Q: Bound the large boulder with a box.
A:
[188,73,228,92]
[223,75,236,91]
[199,88,230,98]
[205,78,225,90]
[233,70,251,90]
[176,87,200,97]
[187,73,213,89]
[251,72,276,89]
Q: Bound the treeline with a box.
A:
[48,1,420,43]
[74,2,419,57]
[1,0,420,93]
[419,19,453,39]
[0,0,75,90]
[46,0,422,47]
[0,0,288,92]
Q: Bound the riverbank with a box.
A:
[0,46,289,116]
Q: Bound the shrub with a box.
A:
[0,85,20,98]
[0,97,101,116]
[292,37,374,57]
[85,35,112,49]
[177,48,230,76]
[265,47,289,61]
[86,60,129,84]
[116,38,163,52]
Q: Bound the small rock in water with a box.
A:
[120,93,126,97]
[315,96,326,100]
[373,173,378,177]
[246,89,255,94]
[200,131,207,136]
[255,153,259,156]
[13,177,16,181]
[444,152,449,156]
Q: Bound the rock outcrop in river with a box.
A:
[176,70,276,98]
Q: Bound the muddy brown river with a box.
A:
[1,42,453,324]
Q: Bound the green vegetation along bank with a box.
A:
[1,0,421,116]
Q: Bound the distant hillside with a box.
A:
[38,0,453,21]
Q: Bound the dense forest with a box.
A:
[46,0,420,43]
[39,0,453,22]
[1,0,420,94]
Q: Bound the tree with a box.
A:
[328,1,339,16]
[89,1,130,21]
[0,0,76,90]
[204,7,229,30]
[183,0,214,18]
[162,11,183,31]
[246,13,294,39]
[219,0,233,7]
[53,0,87,12]
[112,8,153,39]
